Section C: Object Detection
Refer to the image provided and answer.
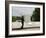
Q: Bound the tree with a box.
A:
[12,16,16,22]
[31,8,40,21]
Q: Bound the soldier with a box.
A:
[21,16,24,29]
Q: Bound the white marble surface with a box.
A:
[12,22,40,28]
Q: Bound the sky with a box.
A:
[12,6,35,16]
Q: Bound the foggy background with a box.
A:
[12,7,35,16]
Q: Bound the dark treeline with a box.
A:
[31,8,40,21]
